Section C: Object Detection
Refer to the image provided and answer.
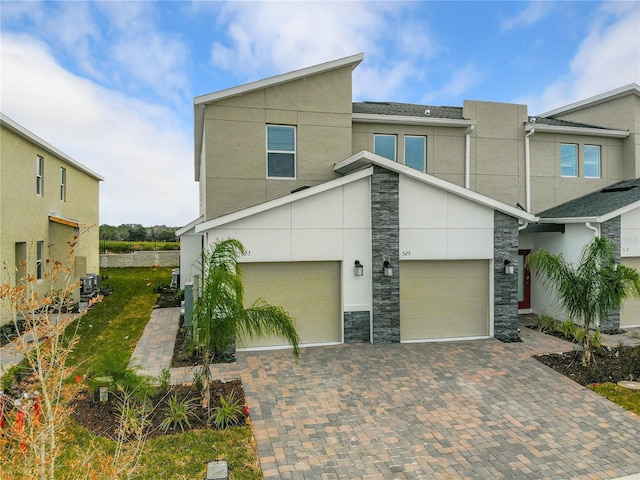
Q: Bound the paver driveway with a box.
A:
[238,333,640,480]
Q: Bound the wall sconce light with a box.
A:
[354,260,364,276]
[504,259,514,274]
[383,257,393,277]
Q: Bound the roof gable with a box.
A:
[335,151,536,223]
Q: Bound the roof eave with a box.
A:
[1,113,105,181]
[352,113,474,127]
[196,167,373,233]
[525,122,629,138]
[538,83,640,118]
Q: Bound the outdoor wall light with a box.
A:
[354,260,364,276]
[383,258,393,277]
[503,259,515,274]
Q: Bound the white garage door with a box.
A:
[238,261,342,349]
[621,257,640,328]
[400,260,490,341]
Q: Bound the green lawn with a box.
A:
[588,383,640,416]
[61,267,261,479]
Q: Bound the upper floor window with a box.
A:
[36,155,44,195]
[584,145,601,178]
[374,134,396,161]
[36,241,44,280]
[560,143,577,177]
[267,125,296,178]
[60,167,66,201]
[404,136,426,172]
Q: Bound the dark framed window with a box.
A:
[267,125,296,178]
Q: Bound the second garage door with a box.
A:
[238,261,342,349]
[621,258,640,328]
[400,260,490,341]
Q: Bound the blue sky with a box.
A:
[1,1,638,226]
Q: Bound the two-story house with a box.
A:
[0,113,103,326]
[179,53,640,351]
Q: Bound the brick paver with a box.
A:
[129,310,640,479]
[240,335,640,480]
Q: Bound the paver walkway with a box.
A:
[128,309,640,480]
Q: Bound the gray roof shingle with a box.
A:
[537,178,640,219]
[353,102,465,120]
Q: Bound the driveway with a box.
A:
[237,331,640,480]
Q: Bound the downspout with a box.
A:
[465,125,475,189]
[585,222,600,237]
[524,128,535,212]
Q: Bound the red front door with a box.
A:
[518,250,531,310]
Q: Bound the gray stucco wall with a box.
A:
[100,251,180,268]
[371,166,400,343]
[493,211,520,341]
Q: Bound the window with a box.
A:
[404,136,426,171]
[374,134,396,161]
[584,145,601,178]
[560,143,577,177]
[36,155,44,195]
[60,167,66,201]
[36,241,44,280]
[267,125,296,178]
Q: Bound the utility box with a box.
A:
[206,460,228,480]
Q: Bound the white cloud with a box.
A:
[420,64,485,104]
[500,1,553,31]
[1,33,198,226]
[208,1,445,101]
[522,2,640,114]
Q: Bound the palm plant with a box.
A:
[526,236,640,366]
[190,239,300,408]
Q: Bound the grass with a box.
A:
[67,267,170,374]
[57,267,261,479]
[588,382,640,416]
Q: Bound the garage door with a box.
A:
[400,260,490,341]
[238,261,342,349]
[621,258,640,328]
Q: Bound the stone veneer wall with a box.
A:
[493,211,520,341]
[371,166,400,343]
[344,311,371,343]
[601,216,621,331]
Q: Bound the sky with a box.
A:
[1,1,639,227]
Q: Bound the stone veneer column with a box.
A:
[371,166,400,343]
[493,211,520,341]
[343,311,371,343]
[601,216,621,331]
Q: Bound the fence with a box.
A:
[99,251,179,268]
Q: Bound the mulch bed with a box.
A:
[534,344,640,386]
[71,380,247,440]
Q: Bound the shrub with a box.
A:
[560,319,576,338]
[535,315,560,333]
[209,389,243,430]
[159,395,200,433]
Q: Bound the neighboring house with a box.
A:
[0,113,103,326]
[179,53,640,351]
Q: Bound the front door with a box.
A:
[518,250,531,310]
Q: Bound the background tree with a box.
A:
[190,238,300,408]
[527,236,640,366]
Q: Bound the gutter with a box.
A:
[465,125,475,189]
[524,128,535,212]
